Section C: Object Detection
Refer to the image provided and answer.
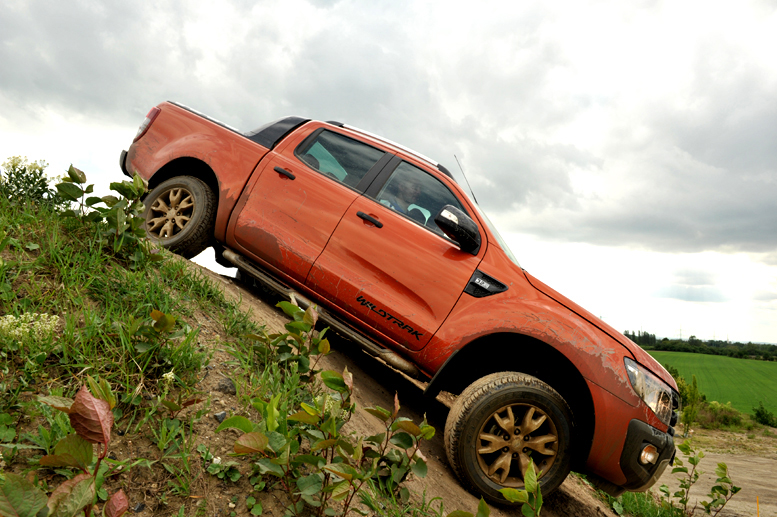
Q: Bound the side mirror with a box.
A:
[434,205,481,255]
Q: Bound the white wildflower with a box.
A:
[0,312,59,343]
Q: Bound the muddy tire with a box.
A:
[142,176,216,259]
[444,372,572,504]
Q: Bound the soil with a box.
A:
[657,428,777,517]
[183,262,617,517]
[12,255,774,517]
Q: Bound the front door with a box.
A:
[307,159,484,351]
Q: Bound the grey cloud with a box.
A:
[655,285,729,303]
[2,0,776,261]
[754,290,777,302]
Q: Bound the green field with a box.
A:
[648,351,777,415]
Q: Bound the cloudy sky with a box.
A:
[2,0,776,343]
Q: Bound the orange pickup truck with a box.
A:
[121,101,679,503]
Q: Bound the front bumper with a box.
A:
[619,419,675,491]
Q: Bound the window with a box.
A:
[295,130,385,188]
[375,161,467,235]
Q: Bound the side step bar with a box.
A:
[221,248,423,379]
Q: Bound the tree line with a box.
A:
[624,330,777,361]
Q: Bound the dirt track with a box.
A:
[195,259,775,517]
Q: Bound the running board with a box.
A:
[221,248,423,379]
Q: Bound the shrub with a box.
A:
[697,401,743,429]
[0,155,56,204]
[752,401,777,427]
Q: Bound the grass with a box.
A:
[0,171,444,517]
[649,351,777,415]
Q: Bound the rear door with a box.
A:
[229,125,391,284]
[307,159,484,351]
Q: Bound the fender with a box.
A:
[127,102,271,241]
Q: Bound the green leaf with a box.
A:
[322,463,359,482]
[234,432,269,454]
[389,432,414,449]
[276,301,303,319]
[67,165,87,183]
[132,174,145,194]
[0,473,48,517]
[446,512,474,517]
[311,438,338,451]
[110,181,136,199]
[392,420,422,437]
[288,410,320,425]
[318,338,331,355]
[101,195,120,207]
[475,498,490,517]
[499,488,529,504]
[37,396,74,413]
[150,310,176,333]
[320,371,347,392]
[296,474,323,496]
[86,375,117,409]
[266,431,287,453]
[302,306,318,327]
[40,434,93,471]
[25,243,39,251]
[215,416,255,434]
[524,459,538,495]
[256,458,285,477]
[56,182,84,201]
[364,406,392,422]
[330,480,350,502]
[411,458,428,478]
[85,196,104,207]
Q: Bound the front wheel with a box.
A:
[444,372,572,505]
[142,176,216,258]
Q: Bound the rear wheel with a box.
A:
[444,372,572,504]
[142,176,216,258]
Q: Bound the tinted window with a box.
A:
[296,130,385,188]
[375,161,467,235]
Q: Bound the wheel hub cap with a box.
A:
[146,187,195,240]
[476,404,559,487]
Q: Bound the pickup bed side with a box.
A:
[125,102,274,242]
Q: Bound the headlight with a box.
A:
[624,358,673,427]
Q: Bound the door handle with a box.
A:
[274,166,296,180]
[357,211,383,228]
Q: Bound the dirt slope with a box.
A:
[195,262,616,517]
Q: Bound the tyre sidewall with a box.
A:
[142,176,212,253]
[456,381,572,502]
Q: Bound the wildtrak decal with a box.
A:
[356,295,423,340]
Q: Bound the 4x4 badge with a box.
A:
[356,295,423,340]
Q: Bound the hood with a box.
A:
[523,271,678,391]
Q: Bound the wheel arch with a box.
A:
[427,332,595,470]
[147,157,220,203]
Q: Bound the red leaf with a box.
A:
[234,432,269,454]
[393,393,400,419]
[104,489,129,517]
[46,473,93,516]
[69,386,113,444]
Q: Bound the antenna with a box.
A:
[454,154,479,204]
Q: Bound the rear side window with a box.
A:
[375,161,467,236]
[295,130,385,188]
